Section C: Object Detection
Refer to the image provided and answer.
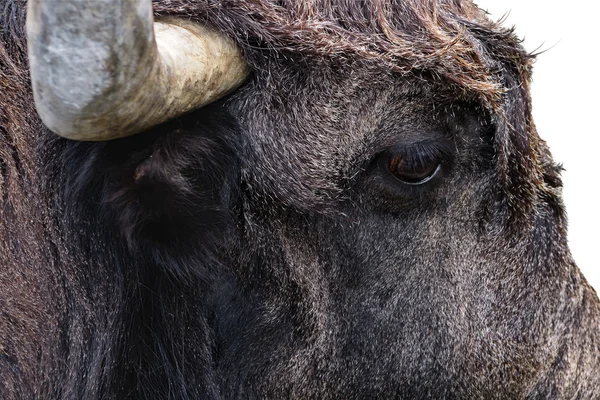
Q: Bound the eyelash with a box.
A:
[379,140,452,185]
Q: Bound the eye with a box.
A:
[382,141,447,185]
[389,153,441,184]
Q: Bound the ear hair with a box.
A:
[101,107,242,281]
[46,105,241,282]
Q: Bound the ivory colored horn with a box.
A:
[27,0,249,141]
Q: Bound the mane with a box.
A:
[1,0,36,218]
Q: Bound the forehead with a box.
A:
[230,64,468,209]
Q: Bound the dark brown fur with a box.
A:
[1,0,599,398]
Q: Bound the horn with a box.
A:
[27,0,249,141]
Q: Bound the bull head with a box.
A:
[26,0,249,141]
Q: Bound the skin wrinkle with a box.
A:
[1,0,600,399]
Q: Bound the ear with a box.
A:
[44,105,241,281]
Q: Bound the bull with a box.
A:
[1,0,599,398]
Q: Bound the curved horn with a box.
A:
[27,0,249,141]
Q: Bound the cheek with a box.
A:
[336,177,487,274]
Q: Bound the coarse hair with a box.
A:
[153,0,532,107]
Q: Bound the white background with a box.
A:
[474,1,599,292]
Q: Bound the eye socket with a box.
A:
[389,153,441,185]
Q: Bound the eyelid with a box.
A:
[389,139,453,163]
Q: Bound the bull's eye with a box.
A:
[380,140,449,186]
[389,153,440,184]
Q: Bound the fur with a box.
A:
[1,0,599,398]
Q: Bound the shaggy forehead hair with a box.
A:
[154,0,531,106]
[154,0,546,227]
[1,0,531,104]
